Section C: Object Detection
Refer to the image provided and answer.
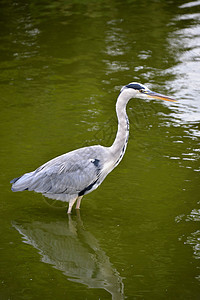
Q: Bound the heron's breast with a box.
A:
[102,160,115,175]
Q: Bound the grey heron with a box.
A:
[11,82,176,213]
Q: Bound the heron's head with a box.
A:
[120,82,176,102]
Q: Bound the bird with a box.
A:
[10,82,176,213]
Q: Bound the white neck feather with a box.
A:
[109,91,131,165]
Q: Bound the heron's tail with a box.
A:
[10,172,35,192]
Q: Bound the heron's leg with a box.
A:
[76,196,83,209]
[67,197,77,214]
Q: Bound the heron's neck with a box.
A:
[109,92,130,164]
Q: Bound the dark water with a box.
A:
[1,0,200,299]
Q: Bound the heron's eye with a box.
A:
[140,89,146,93]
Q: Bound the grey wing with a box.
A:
[20,146,106,196]
[35,160,100,195]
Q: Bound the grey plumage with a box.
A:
[11,146,110,200]
[11,82,176,213]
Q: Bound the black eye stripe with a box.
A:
[126,83,144,90]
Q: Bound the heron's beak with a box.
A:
[145,91,177,102]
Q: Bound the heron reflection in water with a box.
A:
[11,83,176,213]
[13,212,124,300]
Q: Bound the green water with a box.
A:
[1,0,200,299]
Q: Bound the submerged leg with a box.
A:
[67,197,77,214]
[76,196,83,209]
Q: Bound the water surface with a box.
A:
[0,0,200,299]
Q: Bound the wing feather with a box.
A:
[11,145,108,196]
